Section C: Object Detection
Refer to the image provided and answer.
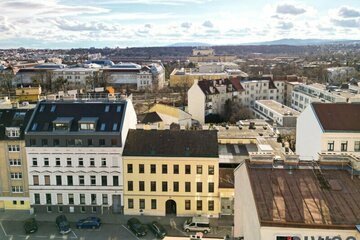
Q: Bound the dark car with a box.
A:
[24,218,38,234]
[56,215,71,234]
[76,217,101,229]
[127,218,147,237]
[148,221,167,239]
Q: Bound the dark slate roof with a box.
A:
[123,129,218,157]
[26,101,127,133]
[137,112,162,124]
[198,78,244,95]
[0,108,34,140]
[312,103,360,132]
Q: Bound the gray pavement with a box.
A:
[0,210,233,240]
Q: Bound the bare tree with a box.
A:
[0,71,15,97]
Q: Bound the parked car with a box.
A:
[127,218,147,237]
[183,216,210,234]
[76,217,101,229]
[148,221,167,239]
[24,218,38,234]
[56,215,71,234]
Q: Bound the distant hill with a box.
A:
[244,38,360,46]
[169,42,211,47]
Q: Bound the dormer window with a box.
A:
[104,105,110,112]
[6,127,20,138]
[53,117,73,131]
[78,117,98,131]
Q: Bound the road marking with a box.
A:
[0,222,8,236]
[121,225,140,240]
[71,230,78,239]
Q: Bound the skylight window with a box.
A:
[39,105,45,112]
[104,105,110,112]
[13,112,26,120]
[31,123,38,131]
[100,123,106,131]
[116,106,121,112]
[50,105,56,112]
[112,123,118,131]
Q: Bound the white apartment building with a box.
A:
[188,77,285,124]
[252,100,300,127]
[296,102,360,161]
[25,100,137,214]
[104,63,165,90]
[52,68,99,87]
[291,83,360,112]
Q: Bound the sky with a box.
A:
[0,0,359,48]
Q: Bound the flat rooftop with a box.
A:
[247,162,360,229]
[256,100,300,116]
[216,124,276,139]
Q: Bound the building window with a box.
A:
[53,139,60,146]
[197,182,202,193]
[113,176,119,186]
[58,206,63,213]
[101,158,106,167]
[44,175,50,185]
[67,176,73,186]
[99,139,105,146]
[185,182,191,192]
[150,164,156,173]
[127,164,133,173]
[10,172,22,179]
[33,175,39,185]
[139,199,145,209]
[79,176,85,185]
[102,194,108,205]
[341,141,348,152]
[151,181,156,191]
[151,199,157,209]
[128,199,134,209]
[208,200,214,211]
[162,164,167,174]
[208,165,214,175]
[139,181,145,191]
[196,165,203,174]
[56,176,62,186]
[57,194,63,204]
[196,200,202,211]
[208,182,214,193]
[111,139,117,146]
[75,139,82,146]
[34,193,40,204]
[90,158,95,167]
[68,194,74,205]
[327,141,334,151]
[80,206,86,213]
[162,181,168,192]
[88,139,93,146]
[66,158,72,167]
[56,158,61,166]
[185,200,191,210]
[32,158,37,166]
[6,128,20,138]
[9,159,21,166]
[139,164,144,173]
[173,182,179,192]
[47,206,52,212]
[173,164,179,174]
[78,158,83,167]
[128,181,133,191]
[355,141,360,152]
[41,139,48,146]
[101,176,107,186]
[80,194,85,204]
[44,158,49,166]
[30,139,36,146]
[12,186,23,193]
[91,194,97,205]
[90,176,96,186]
[185,165,191,174]
[46,193,52,204]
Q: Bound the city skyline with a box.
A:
[0,0,359,48]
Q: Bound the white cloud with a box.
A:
[181,22,192,29]
[338,6,360,18]
[276,3,306,15]
[202,20,214,28]
[277,21,294,30]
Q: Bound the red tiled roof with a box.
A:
[312,103,360,132]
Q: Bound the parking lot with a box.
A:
[0,219,230,240]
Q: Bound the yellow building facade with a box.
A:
[15,86,41,103]
[123,156,220,217]
[169,69,227,87]
[122,129,220,217]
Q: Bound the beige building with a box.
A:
[234,159,360,240]
[296,103,360,161]
[123,129,220,217]
[188,47,236,63]
[0,108,34,211]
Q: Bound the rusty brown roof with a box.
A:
[248,165,360,229]
[312,103,360,132]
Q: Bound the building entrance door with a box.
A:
[165,199,176,215]
[112,195,122,213]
